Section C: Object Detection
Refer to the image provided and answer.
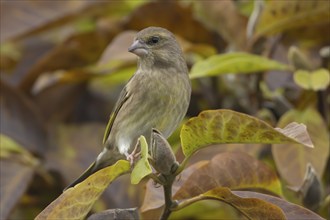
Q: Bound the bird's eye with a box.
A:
[147,36,160,45]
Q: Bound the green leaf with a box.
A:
[293,69,330,91]
[0,134,39,166]
[189,52,289,79]
[0,134,27,158]
[176,187,286,220]
[272,107,329,187]
[131,136,152,184]
[35,160,130,220]
[180,109,313,159]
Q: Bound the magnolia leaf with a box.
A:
[87,208,139,220]
[141,152,283,213]
[0,134,29,158]
[176,187,286,220]
[272,107,329,187]
[131,136,152,184]
[32,69,101,95]
[141,161,209,213]
[288,46,313,70]
[169,200,240,220]
[180,109,313,159]
[35,160,130,220]
[174,152,283,199]
[234,191,324,220]
[0,81,47,155]
[0,134,39,167]
[274,122,313,148]
[255,0,330,37]
[189,52,289,79]
[0,160,35,220]
[293,69,330,91]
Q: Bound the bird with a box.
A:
[65,27,191,189]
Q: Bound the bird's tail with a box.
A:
[64,161,99,191]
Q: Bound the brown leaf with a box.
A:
[140,160,208,212]
[235,191,324,220]
[275,122,313,148]
[141,152,282,213]
[255,0,330,37]
[0,80,47,155]
[18,30,111,93]
[33,82,86,122]
[45,123,105,185]
[124,1,220,45]
[192,0,248,50]
[179,187,286,220]
[174,152,282,200]
[0,160,35,220]
[1,1,140,42]
[272,107,329,187]
[87,208,139,220]
[97,31,137,66]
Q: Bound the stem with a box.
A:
[174,157,189,176]
[160,175,175,220]
[171,195,203,211]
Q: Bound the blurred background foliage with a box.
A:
[0,0,329,219]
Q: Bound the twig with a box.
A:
[160,175,176,220]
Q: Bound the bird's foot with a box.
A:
[125,143,141,166]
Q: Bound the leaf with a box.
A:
[18,30,110,93]
[0,134,29,158]
[180,109,313,159]
[141,151,283,213]
[177,187,286,220]
[274,122,314,148]
[131,136,152,184]
[141,161,209,212]
[287,46,314,70]
[255,0,330,37]
[32,30,138,94]
[168,200,240,220]
[0,80,47,155]
[35,160,130,220]
[125,1,217,45]
[0,160,35,220]
[272,107,329,187]
[174,152,283,200]
[1,1,145,42]
[0,134,39,166]
[45,123,106,185]
[189,52,289,79]
[87,208,139,220]
[235,191,324,220]
[192,1,248,50]
[293,69,330,91]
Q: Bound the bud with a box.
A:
[149,129,179,175]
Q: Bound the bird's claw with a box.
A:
[126,142,141,166]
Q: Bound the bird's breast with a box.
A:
[110,68,190,155]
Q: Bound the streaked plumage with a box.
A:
[66,27,191,189]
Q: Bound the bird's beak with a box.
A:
[128,40,148,57]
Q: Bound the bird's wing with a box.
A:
[102,86,130,144]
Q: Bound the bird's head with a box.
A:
[128,27,183,66]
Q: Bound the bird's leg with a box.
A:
[125,142,141,166]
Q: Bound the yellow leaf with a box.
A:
[35,160,130,220]
[294,68,330,91]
